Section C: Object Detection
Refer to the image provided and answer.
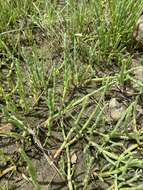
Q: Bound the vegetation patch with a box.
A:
[1,0,143,189]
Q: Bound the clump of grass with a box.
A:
[93,0,143,50]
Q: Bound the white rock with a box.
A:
[132,59,143,79]
[108,98,125,121]
[133,15,143,42]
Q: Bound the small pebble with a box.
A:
[108,98,125,121]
